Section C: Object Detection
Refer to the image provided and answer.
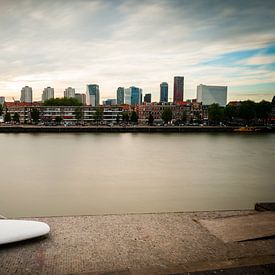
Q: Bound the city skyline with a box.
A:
[0,0,275,102]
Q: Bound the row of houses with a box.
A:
[2,102,208,125]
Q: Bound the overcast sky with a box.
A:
[0,0,275,102]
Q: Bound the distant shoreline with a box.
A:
[0,125,274,133]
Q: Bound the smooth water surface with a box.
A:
[0,133,274,217]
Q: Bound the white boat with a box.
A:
[0,219,50,245]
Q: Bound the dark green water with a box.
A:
[0,133,274,217]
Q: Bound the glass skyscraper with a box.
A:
[160,82,168,102]
[86,84,100,106]
[116,87,124,105]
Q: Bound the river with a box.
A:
[0,132,274,218]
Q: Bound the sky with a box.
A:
[0,0,275,103]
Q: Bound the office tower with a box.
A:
[197,84,227,107]
[64,87,75,98]
[103,99,117,106]
[86,84,100,106]
[75,93,86,105]
[160,82,168,102]
[124,87,142,105]
[20,86,33,103]
[116,87,124,105]
[42,87,54,102]
[173,76,184,102]
[0,96,5,105]
[144,93,151,103]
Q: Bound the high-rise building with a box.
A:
[197,84,227,107]
[144,93,151,103]
[20,86,32,103]
[173,76,184,102]
[75,93,86,105]
[42,87,54,102]
[103,99,117,106]
[64,87,75,98]
[86,84,100,106]
[160,82,168,102]
[124,87,142,105]
[0,96,5,105]
[116,87,124,105]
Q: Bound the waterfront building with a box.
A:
[64,87,75,98]
[103,99,117,106]
[144,93,152,103]
[160,82,168,103]
[75,93,86,105]
[0,96,5,105]
[20,86,33,103]
[87,84,100,106]
[173,76,184,103]
[124,86,142,105]
[197,84,227,107]
[42,87,54,102]
[116,87,124,105]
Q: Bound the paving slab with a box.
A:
[198,212,275,243]
[0,211,275,274]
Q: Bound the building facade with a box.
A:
[197,84,227,107]
[87,84,100,106]
[42,87,54,102]
[0,96,5,105]
[75,93,86,105]
[173,76,184,103]
[116,87,124,105]
[64,87,75,98]
[160,82,168,103]
[103,99,117,106]
[20,86,33,103]
[144,93,151,103]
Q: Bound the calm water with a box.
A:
[0,132,274,218]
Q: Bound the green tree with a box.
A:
[13,112,20,123]
[148,113,154,126]
[44,97,82,106]
[208,103,224,125]
[130,111,138,124]
[55,116,63,125]
[31,108,40,124]
[161,108,173,124]
[74,107,83,123]
[121,112,129,123]
[239,100,256,125]
[224,105,238,123]
[181,110,187,124]
[93,108,103,125]
[256,100,272,124]
[0,104,3,116]
[4,113,11,122]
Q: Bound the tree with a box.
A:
[239,100,256,125]
[224,105,238,123]
[161,108,173,124]
[181,110,187,124]
[74,107,83,124]
[130,111,138,124]
[55,116,63,125]
[121,112,129,124]
[43,97,82,106]
[4,113,11,122]
[148,113,154,126]
[13,112,20,123]
[93,108,103,125]
[208,103,224,125]
[0,104,3,116]
[31,108,40,124]
[256,100,272,124]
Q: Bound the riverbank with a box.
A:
[1,210,275,274]
[0,125,274,133]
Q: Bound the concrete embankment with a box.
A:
[0,125,274,133]
[1,210,275,274]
